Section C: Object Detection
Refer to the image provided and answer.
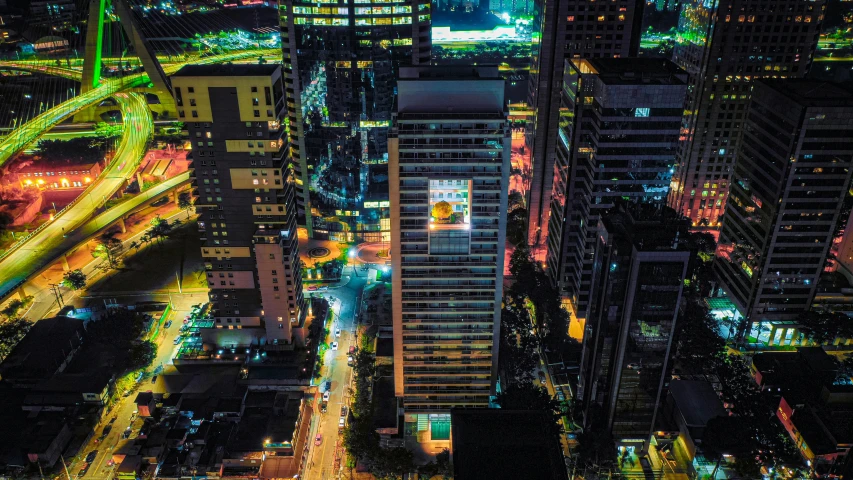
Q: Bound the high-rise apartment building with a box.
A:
[546,58,687,321]
[279,0,431,237]
[173,64,305,347]
[714,80,853,346]
[578,205,690,448]
[526,0,645,245]
[389,66,510,417]
[668,0,826,227]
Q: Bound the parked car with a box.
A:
[331,342,338,351]
[85,450,98,463]
[173,337,183,345]
[338,417,346,428]
[323,391,330,402]
[164,320,172,328]
[78,463,90,478]
[320,402,327,413]
[151,375,157,384]
[323,380,332,392]
[340,405,347,416]
[335,328,341,337]
[537,371,546,383]
[315,434,322,446]
[307,285,318,291]
[100,426,112,439]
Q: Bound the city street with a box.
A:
[304,264,369,480]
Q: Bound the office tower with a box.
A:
[714,80,853,345]
[389,66,510,416]
[546,58,687,322]
[667,0,826,227]
[526,0,645,245]
[173,64,305,346]
[577,205,690,448]
[279,0,431,237]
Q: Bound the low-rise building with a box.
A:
[0,316,85,387]
[14,161,100,190]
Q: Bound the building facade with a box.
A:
[714,80,853,345]
[390,66,510,416]
[577,206,690,448]
[526,0,645,246]
[546,58,687,321]
[172,64,305,347]
[278,0,431,237]
[667,0,826,227]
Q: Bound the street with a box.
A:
[304,264,373,480]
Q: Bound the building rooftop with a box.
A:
[758,80,853,107]
[172,63,280,78]
[0,316,84,383]
[399,65,501,80]
[576,58,687,85]
[601,204,691,253]
[669,380,727,427]
[451,409,568,480]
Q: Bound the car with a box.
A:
[323,380,332,392]
[307,285,318,291]
[100,426,112,439]
[347,355,353,367]
[315,434,322,446]
[537,371,547,383]
[174,337,183,345]
[320,402,327,413]
[627,363,641,370]
[340,406,347,416]
[335,328,341,337]
[323,391,330,402]
[338,417,346,428]
[151,375,158,383]
[319,286,328,291]
[78,463,90,478]
[331,342,338,351]
[164,320,172,328]
[85,450,98,463]
[121,430,131,439]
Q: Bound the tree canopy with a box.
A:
[61,269,87,290]
[431,200,452,219]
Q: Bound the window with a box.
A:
[192,110,198,118]
[253,110,260,118]
[188,87,194,93]
[635,108,650,117]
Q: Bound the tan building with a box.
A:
[389,66,510,424]
[171,64,305,348]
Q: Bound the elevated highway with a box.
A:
[0,171,191,300]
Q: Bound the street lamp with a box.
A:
[348,248,359,277]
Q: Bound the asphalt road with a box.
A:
[304,265,370,480]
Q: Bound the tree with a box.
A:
[431,200,452,220]
[0,317,33,361]
[797,309,853,345]
[574,403,617,470]
[61,269,87,290]
[508,191,525,212]
[496,383,563,429]
[93,233,124,269]
[129,241,141,254]
[673,301,725,373]
[702,415,759,479]
[1,298,31,319]
[418,449,452,479]
[374,447,414,480]
[177,192,194,219]
[128,340,157,370]
[506,207,528,246]
[86,308,146,347]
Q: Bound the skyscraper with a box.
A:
[667,0,826,227]
[577,205,690,449]
[279,0,431,237]
[389,66,510,417]
[526,0,645,245]
[546,58,687,322]
[173,64,305,346]
[714,80,853,346]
